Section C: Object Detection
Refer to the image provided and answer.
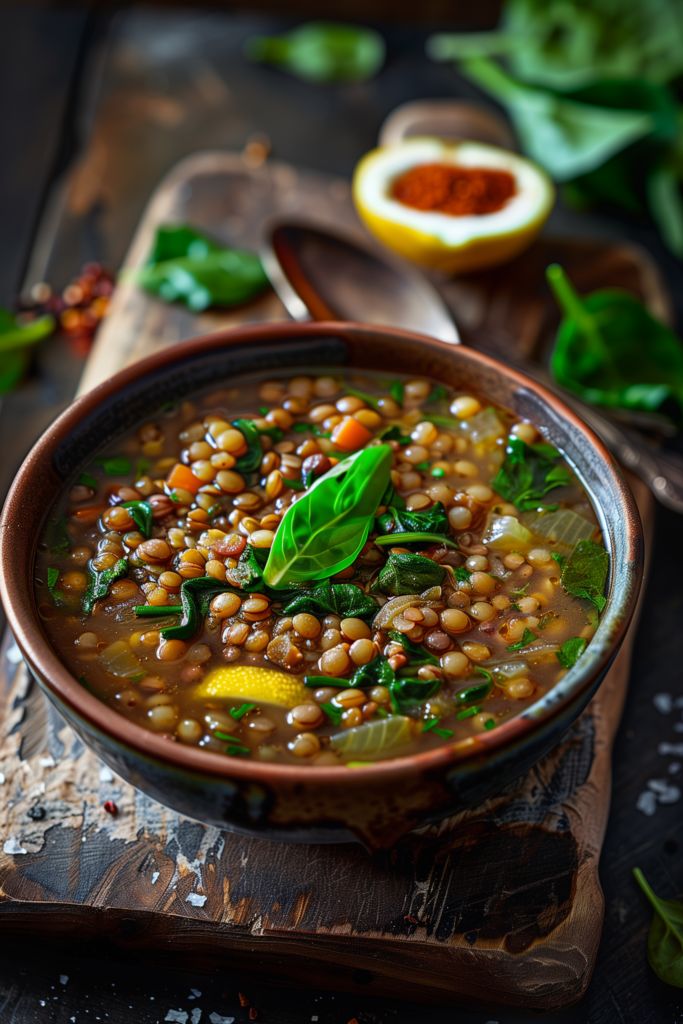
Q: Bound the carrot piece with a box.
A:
[331,416,373,452]
[71,505,106,524]
[166,463,202,494]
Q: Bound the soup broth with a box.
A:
[36,369,609,766]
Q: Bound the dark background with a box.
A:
[1,5,682,1023]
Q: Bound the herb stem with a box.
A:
[134,605,183,617]
[546,264,616,371]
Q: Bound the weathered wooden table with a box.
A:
[1,8,682,1024]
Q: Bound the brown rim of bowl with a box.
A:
[0,320,642,786]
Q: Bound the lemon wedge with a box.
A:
[353,137,554,274]
[195,665,310,708]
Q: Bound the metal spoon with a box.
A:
[262,219,683,514]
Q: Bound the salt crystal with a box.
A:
[59,975,69,985]
[209,1015,235,1024]
[39,756,56,768]
[659,742,683,756]
[636,790,657,816]
[653,693,673,714]
[647,779,681,804]
[165,1012,188,1024]
[99,766,114,783]
[669,763,681,774]
[3,837,27,855]
[191,1010,202,1024]
[189,989,202,999]
[186,892,207,907]
[6,644,22,664]
[151,871,160,885]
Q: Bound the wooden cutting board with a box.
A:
[0,152,658,1010]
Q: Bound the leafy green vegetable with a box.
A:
[138,224,269,312]
[454,566,472,583]
[389,381,405,405]
[556,636,588,668]
[262,445,392,589]
[78,472,99,490]
[82,558,128,615]
[561,539,609,612]
[122,500,153,538]
[229,703,256,720]
[228,544,269,592]
[387,630,439,666]
[245,22,385,83]
[378,425,411,445]
[46,567,65,607]
[427,2,683,92]
[506,627,538,651]
[491,435,572,512]
[374,532,458,549]
[633,868,683,989]
[96,456,131,476]
[0,309,55,394]
[159,577,241,641]
[456,706,482,720]
[283,581,378,620]
[371,552,446,596]
[134,604,183,617]
[422,717,454,739]
[548,263,683,418]
[305,655,395,691]
[389,675,441,712]
[376,502,449,536]
[320,702,344,726]
[456,677,493,704]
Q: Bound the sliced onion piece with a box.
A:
[462,407,505,446]
[482,514,533,552]
[100,640,144,679]
[373,588,442,629]
[490,660,529,680]
[330,716,415,760]
[524,509,596,547]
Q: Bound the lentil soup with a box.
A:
[36,370,609,766]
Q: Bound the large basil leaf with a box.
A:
[371,552,446,596]
[262,445,393,588]
[283,581,378,620]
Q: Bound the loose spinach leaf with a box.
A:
[506,627,538,651]
[556,636,588,668]
[245,22,385,83]
[160,577,242,641]
[283,581,378,620]
[320,702,344,726]
[633,868,683,989]
[138,224,269,312]
[82,557,128,615]
[305,656,395,691]
[389,381,405,405]
[390,675,441,712]
[232,418,267,474]
[548,263,683,419]
[371,552,446,596]
[378,425,411,445]
[376,502,449,536]
[262,444,392,588]
[46,567,66,607]
[388,630,439,666]
[0,309,55,394]
[122,500,154,538]
[561,539,609,612]
[456,676,493,704]
[226,544,270,592]
[454,566,472,583]
[96,456,131,476]
[491,435,572,512]
[374,531,458,550]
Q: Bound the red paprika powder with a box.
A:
[391,163,516,216]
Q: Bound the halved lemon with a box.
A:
[196,665,310,708]
[352,137,554,274]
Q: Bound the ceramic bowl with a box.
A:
[0,322,643,849]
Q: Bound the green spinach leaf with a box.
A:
[561,539,609,612]
[633,868,683,989]
[245,22,385,83]
[371,552,446,596]
[548,263,683,418]
[376,502,449,536]
[0,309,55,394]
[387,630,439,666]
[82,557,129,615]
[506,627,538,651]
[138,224,269,312]
[283,581,378,620]
[226,544,269,592]
[491,435,572,512]
[159,577,242,641]
[556,636,588,668]
[262,444,392,588]
[122,500,154,538]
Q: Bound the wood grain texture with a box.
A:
[0,152,661,1009]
